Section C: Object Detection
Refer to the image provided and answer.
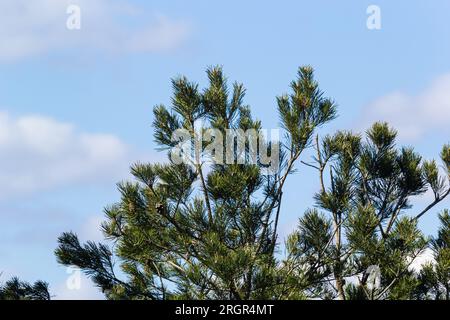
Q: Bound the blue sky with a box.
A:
[0,0,449,299]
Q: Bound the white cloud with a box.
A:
[409,248,435,273]
[80,215,105,243]
[0,110,130,199]
[359,73,450,141]
[125,15,191,53]
[0,0,191,62]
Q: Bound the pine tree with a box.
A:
[51,66,449,300]
[415,210,450,299]
[55,66,337,299]
[0,277,50,300]
[285,126,450,299]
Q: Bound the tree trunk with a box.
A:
[334,217,346,300]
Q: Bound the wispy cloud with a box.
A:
[358,73,450,141]
[0,0,191,62]
[0,110,130,199]
[79,215,105,243]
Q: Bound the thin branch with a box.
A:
[300,161,320,171]
[414,188,450,221]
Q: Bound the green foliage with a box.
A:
[286,121,449,300]
[55,66,336,300]
[0,277,50,300]
[277,66,337,155]
[441,144,450,175]
[415,210,450,299]
[52,66,449,300]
